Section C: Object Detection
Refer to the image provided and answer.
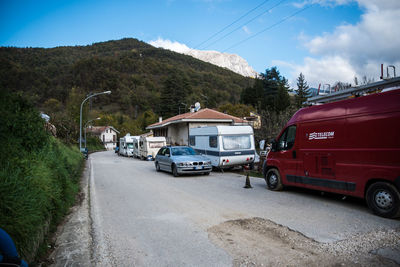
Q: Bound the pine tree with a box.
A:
[295,73,310,108]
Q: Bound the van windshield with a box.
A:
[223,135,251,150]
[149,142,164,148]
[127,143,134,149]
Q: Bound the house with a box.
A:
[146,108,249,146]
[243,111,261,130]
[87,126,120,150]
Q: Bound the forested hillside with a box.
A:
[0,38,254,140]
[0,38,252,113]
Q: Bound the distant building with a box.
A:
[87,126,120,150]
[243,111,261,130]
[146,108,249,146]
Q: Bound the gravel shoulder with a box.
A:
[208,217,400,266]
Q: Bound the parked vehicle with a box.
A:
[189,125,256,169]
[139,136,166,160]
[133,137,141,158]
[155,146,212,176]
[115,146,119,154]
[263,88,400,218]
[119,134,138,157]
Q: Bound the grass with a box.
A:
[0,137,83,263]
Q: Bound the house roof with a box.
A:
[87,126,120,134]
[146,108,248,129]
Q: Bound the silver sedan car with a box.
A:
[155,146,212,177]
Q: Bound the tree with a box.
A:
[295,73,310,108]
[158,72,190,118]
[217,103,255,118]
[241,67,290,113]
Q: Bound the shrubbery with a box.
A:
[0,90,83,262]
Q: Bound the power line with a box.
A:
[222,4,313,52]
[202,0,287,50]
[195,0,270,49]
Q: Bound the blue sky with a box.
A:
[1,0,399,88]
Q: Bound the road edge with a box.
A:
[48,157,93,266]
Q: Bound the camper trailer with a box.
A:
[119,134,138,157]
[189,125,256,168]
[133,137,141,158]
[263,88,400,218]
[139,136,166,160]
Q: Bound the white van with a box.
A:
[189,125,256,168]
[119,134,139,157]
[139,136,166,160]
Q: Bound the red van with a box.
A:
[263,88,400,218]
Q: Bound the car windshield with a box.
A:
[127,143,134,148]
[171,147,198,156]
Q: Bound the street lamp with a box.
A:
[84,117,101,148]
[79,91,111,151]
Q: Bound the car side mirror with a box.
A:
[165,153,170,157]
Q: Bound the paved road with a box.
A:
[89,151,400,266]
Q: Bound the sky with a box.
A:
[1,0,399,88]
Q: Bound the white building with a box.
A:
[87,126,120,150]
[146,108,249,146]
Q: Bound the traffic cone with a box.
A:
[243,172,252,189]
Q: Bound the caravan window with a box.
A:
[209,136,218,148]
[149,142,164,148]
[223,135,251,150]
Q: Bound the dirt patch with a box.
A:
[208,217,400,267]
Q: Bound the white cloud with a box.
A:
[283,0,400,87]
[149,38,191,53]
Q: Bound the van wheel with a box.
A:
[155,162,160,172]
[265,169,283,191]
[172,164,179,177]
[366,182,400,218]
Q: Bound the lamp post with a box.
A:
[84,117,101,149]
[79,91,111,151]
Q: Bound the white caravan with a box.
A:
[139,136,166,160]
[119,134,139,157]
[133,137,141,158]
[189,125,256,168]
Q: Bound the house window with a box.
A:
[209,136,218,148]
[102,135,105,143]
[189,136,195,146]
[113,135,116,142]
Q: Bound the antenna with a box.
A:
[194,102,201,112]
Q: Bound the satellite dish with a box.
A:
[194,102,201,112]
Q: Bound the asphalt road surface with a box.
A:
[89,151,400,266]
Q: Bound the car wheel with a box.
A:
[155,162,160,172]
[265,168,283,191]
[172,164,179,177]
[366,182,400,218]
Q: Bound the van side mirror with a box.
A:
[270,140,277,152]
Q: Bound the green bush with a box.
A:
[0,91,83,262]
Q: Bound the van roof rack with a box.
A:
[305,76,400,105]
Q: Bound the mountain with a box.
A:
[149,39,258,78]
[0,38,254,115]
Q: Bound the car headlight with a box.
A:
[205,161,211,165]
[178,162,192,167]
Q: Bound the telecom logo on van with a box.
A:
[308,131,335,140]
